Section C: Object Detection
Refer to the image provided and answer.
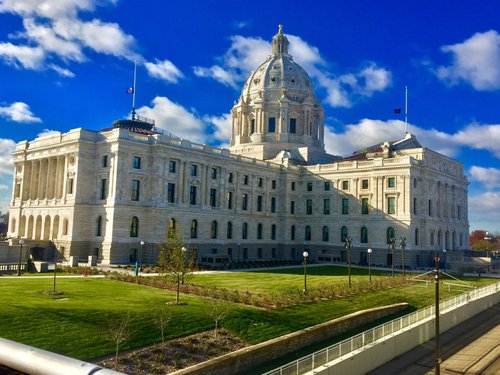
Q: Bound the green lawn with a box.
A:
[0,267,495,361]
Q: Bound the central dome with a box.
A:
[229,26,335,165]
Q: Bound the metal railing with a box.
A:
[264,282,500,375]
[0,263,26,274]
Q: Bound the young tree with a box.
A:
[207,298,230,338]
[105,313,134,369]
[157,230,197,304]
[151,305,172,347]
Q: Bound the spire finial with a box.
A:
[278,24,283,35]
[272,24,289,56]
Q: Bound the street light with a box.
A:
[181,246,187,284]
[434,249,441,375]
[388,237,396,277]
[302,251,309,294]
[367,248,373,283]
[484,232,492,258]
[400,237,406,274]
[139,240,145,271]
[442,248,447,273]
[17,240,25,276]
[345,236,353,286]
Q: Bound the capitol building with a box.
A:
[7,27,469,267]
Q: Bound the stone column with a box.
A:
[21,160,32,200]
[38,158,47,199]
[46,157,56,199]
[30,159,39,200]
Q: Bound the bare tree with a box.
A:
[207,299,230,338]
[105,313,134,368]
[151,305,172,347]
[157,230,197,304]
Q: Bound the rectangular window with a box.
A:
[168,160,176,173]
[342,180,349,190]
[457,205,461,219]
[306,199,313,215]
[290,200,295,214]
[272,180,277,189]
[102,155,108,168]
[413,197,417,215]
[291,226,295,240]
[323,198,330,215]
[271,225,276,240]
[210,188,217,207]
[257,195,263,212]
[167,183,175,203]
[211,168,217,179]
[190,164,198,176]
[271,197,276,213]
[258,177,263,188]
[268,117,276,132]
[242,193,248,210]
[342,198,349,214]
[324,181,330,191]
[68,178,74,194]
[291,181,295,191]
[413,178,417,188]
[189,186,197,205]
[388,196,396,214]
[226,191,233,209]
[131,180,140,201]
[307,182,313,191]
[289,118,296,133]
[428,199,432,216]
[228,172,233,183]
[362,198,369,214]
[100,178,107,200]
[243,175,249,185]
[133,156,141,169]
[242,225,248,240]
[258,248,263,259]
[251,119,255,134]
[362,179,369,189]
[387,177,396,188]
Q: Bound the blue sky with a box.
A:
[0,0,499,233]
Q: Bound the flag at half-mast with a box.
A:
[126,87,134,94]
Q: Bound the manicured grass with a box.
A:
[0,268,495,361]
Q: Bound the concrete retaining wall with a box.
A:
[171,303,408,375]
[316,290,500,375]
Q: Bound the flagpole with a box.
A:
[405,85,408,134]
[132,61,137,120]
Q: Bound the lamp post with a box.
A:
[181,246,187,284]
[345,236,353,286]
[302,251,309,294]
[367,248,373,283]
[484,231,492,258]
[17,240,25,276]
[389,237,396,277]
[442,248,447,273]
[434,249,441,375]
[400,237,406,274]
[139,240,145,271]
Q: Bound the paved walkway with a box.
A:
[368,303,500,375]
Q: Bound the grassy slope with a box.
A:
[0,268,494,360]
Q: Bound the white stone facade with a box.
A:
[7,27,469,267]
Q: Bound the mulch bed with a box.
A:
[98,329,246,374]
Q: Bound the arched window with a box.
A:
[130,216,139,237]
[291,225,295,240]
[322,226,329,242]
[96,216,102,236]
[190,219,198,238]
[341,226,348,242]
[62,218,69,236]
[211,221,218,239]
[445,230,449,250]
[360,227,368,243]
[437,229,442,248]
[226,221,232,239]
[452,231,456,250]
[387,227,395,244]
[305,225,311,241]
[168,218,176,237]
[257,223,263,240]
[415,228,419,246]
[271,224,276,240]
[242,222,248,239]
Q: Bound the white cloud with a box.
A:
[0,138,16,176]
[0,42,45,69]
[468,166,500,189]
[0,102,41,123]
[37,129,61,138]
[437,30,500,91]
[204,113,232,146]
[145,59,183,83]
[0,184,8,190]
[136,97,207,144]
[194,33,391,107]
[453,123,500,158]
[0,0,97,19]
[469,191,500,221]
